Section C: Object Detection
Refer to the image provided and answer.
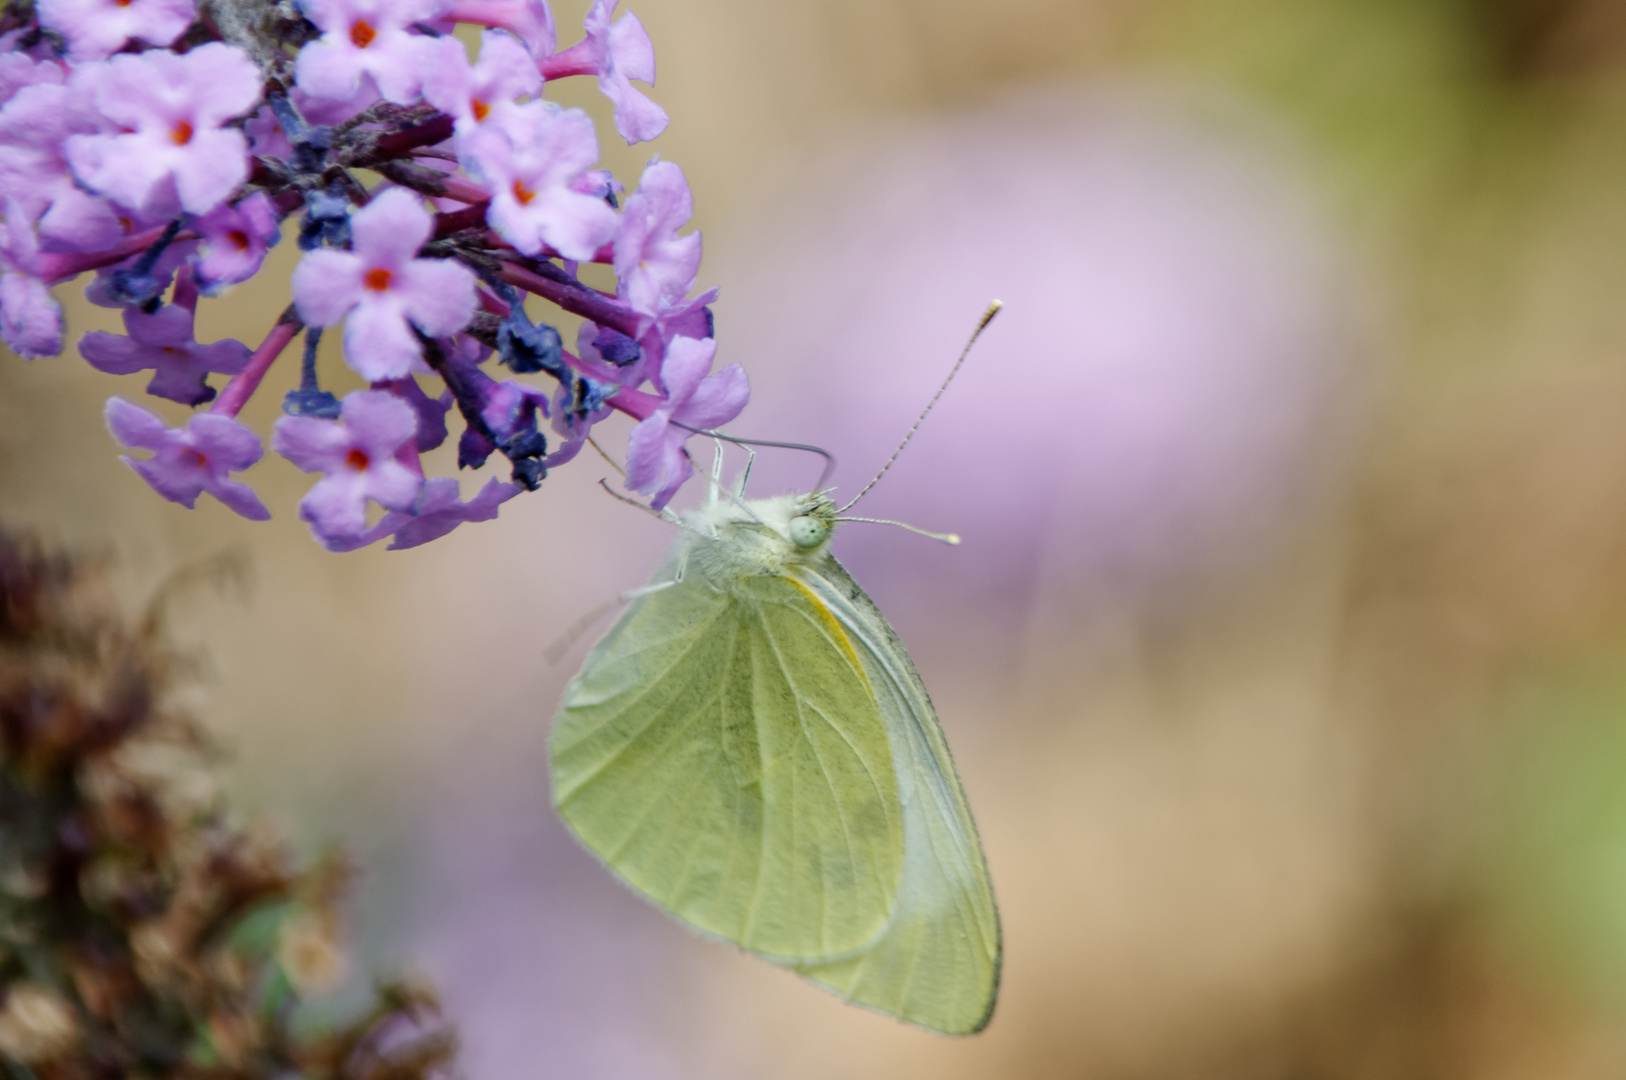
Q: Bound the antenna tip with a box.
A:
[978,300,1004,330]
[943,533,962,546]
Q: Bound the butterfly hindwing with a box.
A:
[788,558,1003,1036]
[552,560,905,963]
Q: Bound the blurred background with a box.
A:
[10,0,1626,1074]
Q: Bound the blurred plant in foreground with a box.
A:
[0,0,742,550]
[0,530,456,1078]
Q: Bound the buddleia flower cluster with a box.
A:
[0,0,747,550]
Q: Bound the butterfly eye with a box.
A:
[788,515,829,549]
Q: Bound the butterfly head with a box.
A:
[787,492,837,551]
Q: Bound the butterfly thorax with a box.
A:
[679,492,838,590]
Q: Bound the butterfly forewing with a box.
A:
[552,565,905,963]
[788,559,1002,1035]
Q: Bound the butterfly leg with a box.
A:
[733,445,757,498]
[705,440,727,508]
[543,558,687,665]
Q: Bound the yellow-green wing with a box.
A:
[787,558,1003,1036]
[551,560,904,963]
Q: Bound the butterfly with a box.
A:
[549,305,1003,1035]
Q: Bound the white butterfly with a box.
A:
[551,305,1003,1034]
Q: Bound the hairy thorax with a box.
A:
[679,492,838,590]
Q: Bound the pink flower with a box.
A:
[323,476,521,551]
[423,30,541,138]
[37,0,195,61]
[63,43,262,217]
[0,204,61,358]
[294,0,448,104]
[0,53,64,107]
[542,0,666,144]
[634,284,715,391]
[463,104,618,260]
[79,303,250,406]
[444,0,555,58]
[104,396,270,520]
[272,389,425,547]
[623,335,746,508]
[290,187,477,380]
[613,159,699,316]
[191,192,280,292]
[0,80,124,252]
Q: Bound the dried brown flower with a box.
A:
[0,531,459,1079]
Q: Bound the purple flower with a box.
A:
[572,321,637,383]
[543,0,666,144]
[290,187,477,380]
[379,375,453,452]
[325,476,521,551]
[633,284,716,391]
[614,159,700,316]
[79,303,251,406]
[452,361,551,468]
[243,102,293,160]
[37,0,195,61]
[624,335,747,508]
[0,80,124,252]
[243,86,377,160]
[104,396,270,520]
[423,30,541,138]
[83,235,198,309]
[64,43,262,217]
[294,0,447,104]
[272,388,425,547]
[444,0,555,58]
[0,54,64,105]
[0,204,62,358]
[463,104,618,260]
[192,192,281,292]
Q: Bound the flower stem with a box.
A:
[496,258,640,339]
[211,307,302,417]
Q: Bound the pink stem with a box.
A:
[172,265,199,314]
[39,226,198,284]
[211,310,302,418]
[477,287,511,317]
[608,384,659,420]
[553,350,661,418]
[497,260,641,339]
[540,40,600,80]
[434,171,491,204]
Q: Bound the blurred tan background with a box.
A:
[11,0,1626,1075]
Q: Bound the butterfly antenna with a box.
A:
[836,516,961,545]
[588,434,626,477]
[838,300,1002,514]
[596,478,681,525]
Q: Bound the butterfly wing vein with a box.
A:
[552,570,904,963]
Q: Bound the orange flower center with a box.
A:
[472,98,490,122]
[363,267,393,291]
[350,20,376,48]
[171,120,194,146]
[227,229,250,252]
[512,180,535,206]
[345,448,370,471]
